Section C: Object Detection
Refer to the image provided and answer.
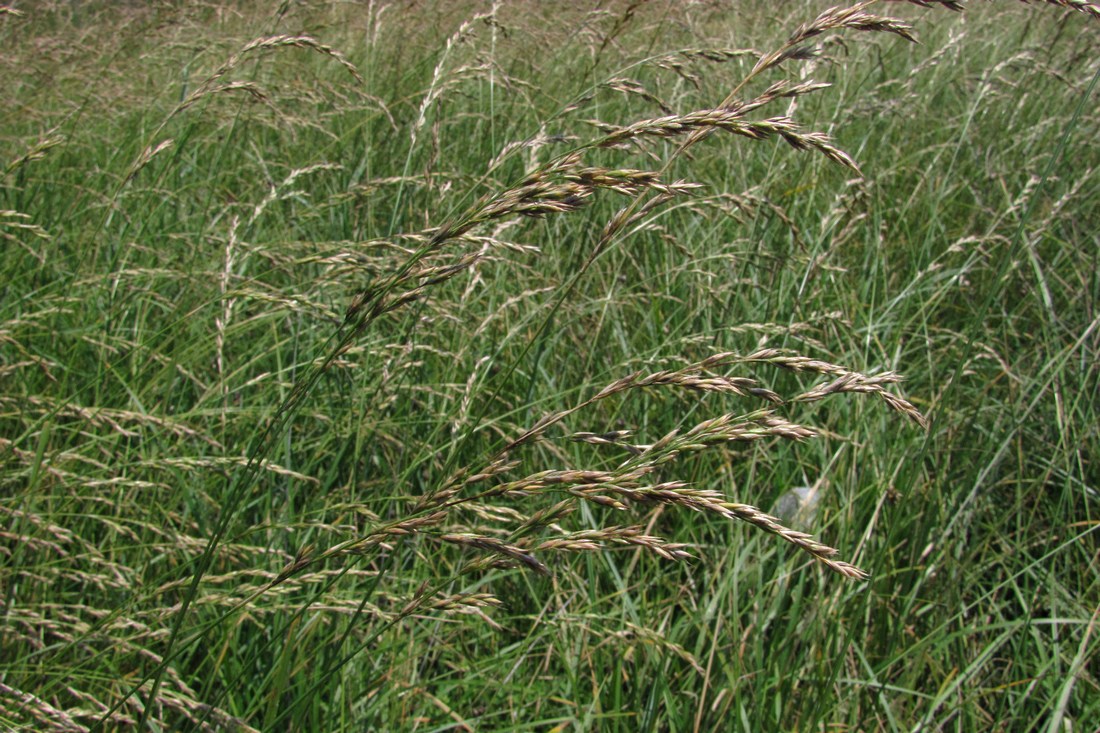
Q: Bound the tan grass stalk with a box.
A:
[0,681,90,733]
[534,527,693,561]
[605,485,867,579]
[1023,0,1100,18]
[744,348,928,427]
[887,0,964,9]
[441,533,551,575]
[5,129,65,173]
[604,77,675,114]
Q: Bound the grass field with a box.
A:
[1,0,1098,730]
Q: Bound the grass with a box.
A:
[1,0,1098,730]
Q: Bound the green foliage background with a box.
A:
[1,1,1097,730]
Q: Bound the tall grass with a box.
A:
[1,0,1098,730]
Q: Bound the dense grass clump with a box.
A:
[1,1,1098,730]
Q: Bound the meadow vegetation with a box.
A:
[1,0,1098,730]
